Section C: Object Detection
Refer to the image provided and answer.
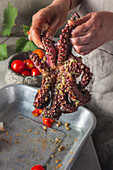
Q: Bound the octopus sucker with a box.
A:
[29,12,93,119]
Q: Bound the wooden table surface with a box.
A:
[0,37,101,170]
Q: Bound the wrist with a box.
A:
[102,11,113,41]
[52,0,70,12]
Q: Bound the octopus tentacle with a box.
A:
[42,37,58,69]
[57,24,71,65]
[67,74,91,104]
[79,64,93,88]
[29,52,49,73]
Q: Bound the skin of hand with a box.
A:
[29,0,70,48]
[70,11,113,55]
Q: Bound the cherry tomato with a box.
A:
[43,121,51,128]
[31,68,41,76]
[42,117,50,123]
[31,164,45,170]
[33,49,45,59]
[21,70,30,76]
[32,109,43,117]
[42,117,52,127]
[38,109,43,114]
[24,59,34,70]
[11,60,25,73]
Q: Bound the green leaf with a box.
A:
[2,2,18,36]
[15,37,37,52]
[0,43,8,60]
[23,24,31,37]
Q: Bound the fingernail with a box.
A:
[38,44,43,49]
[70,38,74,43]
[73,45,79,51]
[28,34,32,41]
[71,30,75,35]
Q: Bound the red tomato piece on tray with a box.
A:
[11,60,25,73]
[31,68,41,76]
[33,49,45,59]
[42,117,54,127]
[31,164,45,170]
[32,109,43,117]
[21,70,30,76]
[24,59,34,70]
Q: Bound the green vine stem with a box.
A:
[0,30,24,45]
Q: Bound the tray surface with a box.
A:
[0,84,96,170]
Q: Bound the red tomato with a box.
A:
[11,60,25,73]
[44,121,51,127]
[21,70,30,76]
[31,68,41,76]
[38,109,43,114]
[24,59,34,70]
[32,109,43,117]
[31,164,45,170]
[33,49,45,59]
[43,117,50,123]
[42,117,52,127]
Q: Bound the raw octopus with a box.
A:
[29,13,93,119]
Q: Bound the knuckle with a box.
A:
[80,25,87,32]
[92,20,100,30]
[92,22,97,30]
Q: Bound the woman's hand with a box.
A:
[70,11,113,55]
[29,0,70,48]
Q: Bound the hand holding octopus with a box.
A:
[70,11,113,55]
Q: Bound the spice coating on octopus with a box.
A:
[29,12,93,119]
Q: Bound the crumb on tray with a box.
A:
[0,122,6,132]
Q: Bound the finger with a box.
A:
[70,32,94,45]
[32,19,49,32]
[28,27,33,41]
[71,14,94,37]
[79,13,92,23]
[28,33,32,41]
[73,44,95,55]
[30,26,43,48]
[46,18,62,39]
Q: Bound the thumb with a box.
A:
[68,13,92,27]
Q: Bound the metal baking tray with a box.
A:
[0,84,96,170]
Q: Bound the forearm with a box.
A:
[52,0,82,12]
[70,0,82,10]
